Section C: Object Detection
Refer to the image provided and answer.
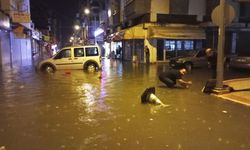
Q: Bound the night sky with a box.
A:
[30,0,82,46]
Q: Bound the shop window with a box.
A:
[184,41,193,50]
[165,40,176,51]
[176,41,182,50]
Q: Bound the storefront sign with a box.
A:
[12,12,31,23]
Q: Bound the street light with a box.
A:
[84,8,90,15]
[74,25,80,30]
[108,9,111,17]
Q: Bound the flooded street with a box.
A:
[0,59,250,150]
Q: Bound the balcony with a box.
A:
[157,14,198,25]
[239,17,250,23]
[124,0,149,21]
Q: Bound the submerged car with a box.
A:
[169,50,207,72]
[37,45,102,73]
[229,54,250,69]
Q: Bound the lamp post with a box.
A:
[73,25,80,45]
[211,0,235,93]
[84,8,90,44]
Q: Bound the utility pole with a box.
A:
[216,0,226,90]
[211,0,235,93]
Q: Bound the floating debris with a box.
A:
[141,87,169,107]
[0,146,6,150]
[218,137,223,142]
[222,110,228,114]
[136,140,140,145]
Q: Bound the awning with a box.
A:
[148,26,206,39]
[110,30,124,41]
[110,26,146,41]
[123,27,145,40]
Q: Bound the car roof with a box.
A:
[62,45,99,49]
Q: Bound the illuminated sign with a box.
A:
[12,12,31,23]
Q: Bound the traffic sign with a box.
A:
[211,4,235,26]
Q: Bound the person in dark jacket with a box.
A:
[205,48,217,79]
[159,68,192,88]
[144,45,150,64]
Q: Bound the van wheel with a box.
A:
[86,63,97,72]
[185,63,192,73]
[41,64,55,73]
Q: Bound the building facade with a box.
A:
[0,0,33,70]
[0,10,11,70]
[107,0,250,64]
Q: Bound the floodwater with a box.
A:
[0,59,250,150]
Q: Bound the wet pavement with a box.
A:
[0,59,250,150]
[218,78,250,106]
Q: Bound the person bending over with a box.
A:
[159,68,192,88]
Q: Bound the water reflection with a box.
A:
[0,60,250,150]
[75,83,111,126]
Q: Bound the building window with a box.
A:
[240,2,250,18]
[165,40,194,51]
[170,0,189,14]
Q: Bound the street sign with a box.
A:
[212,4,235,26]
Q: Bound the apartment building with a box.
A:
[108,0,250,63]
[0,0,33,69]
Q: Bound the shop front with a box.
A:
[148,25,206,61]
[109,23,206,63]
[0,11,11,70]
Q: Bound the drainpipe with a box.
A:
[9,31,13,68]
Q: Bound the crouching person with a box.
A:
[159,68,192,89]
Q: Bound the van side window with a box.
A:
[74,48,84,57]
[54,49,71,59]
[85,47,99,56]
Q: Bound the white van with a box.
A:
[37,45,101,73]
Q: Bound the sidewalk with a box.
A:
[216,78,250,106]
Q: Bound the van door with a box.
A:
[85,46,100,63]
[71,47,85,69]
[53,49,72,70]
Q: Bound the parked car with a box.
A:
[228,54,250,69]
[169,50,207,72]
[37,45,102,73]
